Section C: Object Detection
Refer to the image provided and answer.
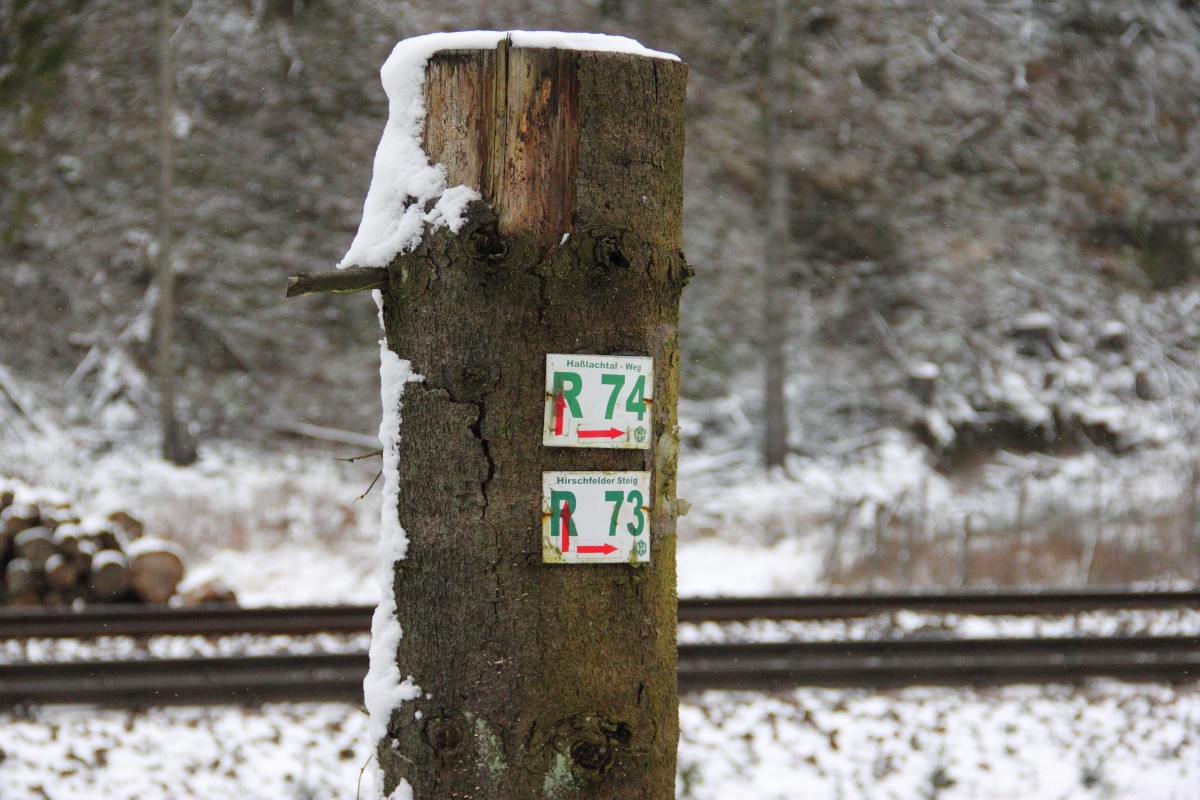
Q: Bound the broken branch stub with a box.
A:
[284,266,388,297]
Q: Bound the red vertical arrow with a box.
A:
[554,391,566,436]
[561,502,571,554]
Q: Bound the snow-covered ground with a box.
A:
[2,424,1199,798]
[2,683,1197,800]
[678,683,1200,800]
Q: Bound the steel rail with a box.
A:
[2,589,1198,639]
[0,604,373,639]
[676,588,1200,622]
[675,635,1200,691]
[0,652,368,707]
[2,636,1197,707]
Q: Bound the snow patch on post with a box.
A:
[364,340,422,798]
[339,30,677,270]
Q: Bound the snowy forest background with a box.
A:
[4,0,1200,591]
[5,3,1200,799]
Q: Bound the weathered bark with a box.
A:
[376,42,687,799]
[762,0,792,468]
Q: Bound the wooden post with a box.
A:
[359,40,687,798]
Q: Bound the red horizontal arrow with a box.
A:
[577,543,619,555]
[577,427,624,440]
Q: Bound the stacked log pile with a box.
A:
[1,482,191,607]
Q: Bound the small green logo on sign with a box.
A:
[633,426,647,443]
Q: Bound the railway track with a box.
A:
[2,588,1198,639]
[1,636,1197,706]
[2,591,1197,707]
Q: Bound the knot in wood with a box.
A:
[469,222,507,261]
[606,720,634,748]
[425,717,464,752]
[594,236,630,270]
[459,203,506,263]
[569,739,611,771]
[559,716,633,774]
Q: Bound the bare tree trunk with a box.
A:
[762,0,792,468]
[1185,456,1200,581]
[958,514,973,588]
[156,0,195,466]
[374,42,688,799]
[1013,476,1029,585]
[902,478,927,590]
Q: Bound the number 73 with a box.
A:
[604,490,646,537]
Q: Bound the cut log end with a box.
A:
[129,546,186,604]
[1,493,191,608]
[45,552,81,591]
[88,549,130,602]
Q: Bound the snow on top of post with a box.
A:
[503,30,678,59]
[338,30,678,270]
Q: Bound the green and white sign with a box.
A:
[543,354,653,449]
[542,471,651,564]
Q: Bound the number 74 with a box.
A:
[600,373,648,421]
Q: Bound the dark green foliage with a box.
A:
[0,0,88,108]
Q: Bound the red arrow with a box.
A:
[577,427,624,440]
[577,543,619,556]
[561,502,571,553]
[554,392,566,436]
